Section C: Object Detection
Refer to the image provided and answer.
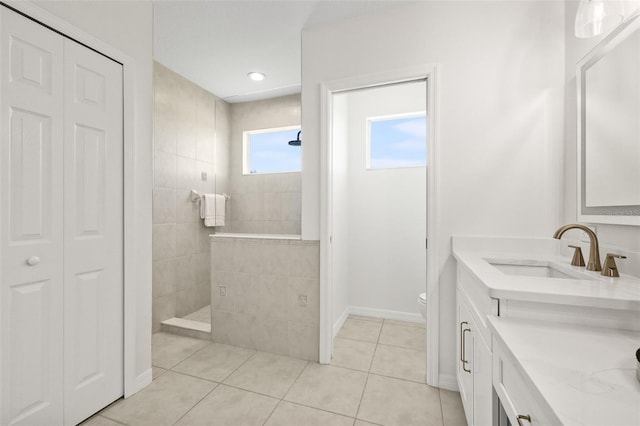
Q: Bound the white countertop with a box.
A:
[453,246,640,311]
[488,317,640,426]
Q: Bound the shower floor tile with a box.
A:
[182,305,211,324]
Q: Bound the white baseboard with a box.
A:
[333,305,425,337]
[348,305,425,324]
[438,373,459,392]
[333,307,350,337]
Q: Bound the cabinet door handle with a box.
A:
[459,321,468,362]
[517,414,531,426]
[462,328,471,373]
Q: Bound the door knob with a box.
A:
[26,256,40,266]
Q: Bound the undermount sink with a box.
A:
[486,259,593,280]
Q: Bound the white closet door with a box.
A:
[63,39,124,426]
[0,7,65,426]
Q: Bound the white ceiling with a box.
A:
[153,1,413,103]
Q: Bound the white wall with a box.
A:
[331,94,350,325]
[32,0,153,393]
[332,82,427,320]
[564,0,640,253]
[302,1,565,384]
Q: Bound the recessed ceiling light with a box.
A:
[247,72,266,81]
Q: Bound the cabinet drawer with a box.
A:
[493,341,558,426]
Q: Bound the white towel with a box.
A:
[200,194,226,227]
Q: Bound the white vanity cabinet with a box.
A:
[452,235,640,426]
[456,267,495,426]
[492,336,556,426]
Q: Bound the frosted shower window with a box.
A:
[243,126,301,174]
[366,113,427,169]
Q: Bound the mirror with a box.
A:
[578,14,640,225]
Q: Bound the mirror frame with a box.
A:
[577,13,640,226]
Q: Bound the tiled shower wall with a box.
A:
[152,61,230,332]
[210,237,320,361]
[227,94,302,234]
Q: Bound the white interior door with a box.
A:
[63,39,124,426]
[1,6,125,425]
[0,7,65,426]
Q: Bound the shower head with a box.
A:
[288,131,302,146]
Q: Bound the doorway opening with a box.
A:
[319,66,439,387]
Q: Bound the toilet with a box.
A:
[418,292,427,320]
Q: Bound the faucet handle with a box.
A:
[568,245,585,267]
[601,253,626,278]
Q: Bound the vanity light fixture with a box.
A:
[575,0,624,38]
[247,71,266,81]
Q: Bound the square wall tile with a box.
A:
[176,223,198,257]
[264,193,283,220]
[211,310,234,346]
[261,241,289,276]
[212,272,235,313]
[282,192,301,222]
[154,150,176,189]
[213,312,260,349]
[195,160,214,194]
[176,189,199,224]
[197,224,212,253]
[174,255,195,292]
[195,129,214,164]
[258,319,289,356]
[153,188,176,224]
[211,240,235,271]
[232,220,264,234]
[194,252,210,286]
[288,243,319,279]
[153,259,176,299]
[152,294,175,333]
[288,321,319,362]
[260,275,288,322]
[234,272,260,314]
[288,277,319,325]
[175,156,196,190]
[152,224,176,261]
[175,289,196,318]
[154,117,177,155]
[235,240,261,274]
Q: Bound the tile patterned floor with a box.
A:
[83,315,467,426]
[182,305,211,324]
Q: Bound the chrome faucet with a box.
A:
[553,224,601,272]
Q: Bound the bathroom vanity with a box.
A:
[452,236,640,426]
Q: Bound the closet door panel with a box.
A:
[63,38,124,426]
[0,6,64,426]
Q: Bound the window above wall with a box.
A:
[243,126,301,174]
[367,112,427,170]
